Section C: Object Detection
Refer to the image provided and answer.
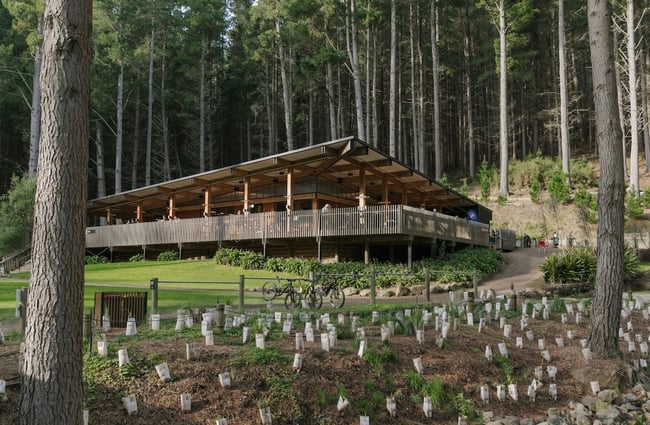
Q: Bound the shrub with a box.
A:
[478,160,493,202]
[547,170,571,205]
[129,253,144,262]
[540,246,641,288]
[625,192,644,220]
[529,181,540,204]
[85,255,108,265]
[573,187,597,224]
[157,250,178,261]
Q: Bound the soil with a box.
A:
[1,247,648,425]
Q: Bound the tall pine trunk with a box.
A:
[28,15,43,179]
[431,0,441,178]
[558,0,570,185]
[347,0,366,142]
[20,0,91,422]
[626,0,639,194]
[586,0,625,358]
[388,0,397,157]
[145,28,155,186]
[276,14,294,151]
[498,0,508,198]
[115,62,124,193]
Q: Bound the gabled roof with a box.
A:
[87,137,489,220]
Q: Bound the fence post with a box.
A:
[83,312,92,344]
[424,271,431,303]
[472,270,478,298]
[370,271,376,305]
[150,278,159,313]
[17,288,28,335]
[239,275,245,313]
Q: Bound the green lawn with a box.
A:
[1,260,294,321]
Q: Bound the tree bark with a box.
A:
[586,0,625,358]
[276,12,294,151]
[388,0,397,157]
[431,0,441,178]
[558,0,570,185]
[115,62,124,193]
[20,0,91,422]
[347,0,366,142]
[199,35,207,172]
[464,1,475,178]
[498,0,508,198]
[326,62,337,140]
[28,14,44,180]
[642,49,650,173]
[145,27,155,186]
[626,0,638,194]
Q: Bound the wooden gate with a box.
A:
[94,292,148,328]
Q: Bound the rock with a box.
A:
[409,284,425,295]
[581,396,597,411]
[377,289,396,298]
[596,389,617,403]
[358,289,371,297]
[342,287,359,296]
[518,418,535,425]
[394,286,410,296]
[430,285,446,293]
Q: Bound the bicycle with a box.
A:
[311,275,345,309]
[262,277,315,309]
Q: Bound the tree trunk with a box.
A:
[161,38,171,181]
[431,0,441,178]
[388,0,397,157]
[131,89,140,190]
[20,0,91,422]
[199,35,207,173]
[326,62,337,140]
[642,49,650,173]
[558,0,570,185]
[28,14,43,180]
[115,62,124,193]
[626,0,639,194]
[276,13,293,151]
[498,0,509,198]
[586,0,625,358]
[464,2,475,178]
[409,1,419,170]
[347,0,366,142]
[96,126,106,199]
[145,28,155,186]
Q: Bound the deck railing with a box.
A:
[85,205,490,248]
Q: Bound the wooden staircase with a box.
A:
[1,246,31,275]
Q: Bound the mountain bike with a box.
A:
[262,277,316,309]
[312,275,345,308]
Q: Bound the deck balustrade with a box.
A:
[85,205,490,249]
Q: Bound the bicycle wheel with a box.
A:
[306,285,323,310]
[284,290,302,309]
[329,287,345,308]
[262,280,279,301]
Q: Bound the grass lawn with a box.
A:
[1,260,296,321]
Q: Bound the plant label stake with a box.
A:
[122,394,138,415]
[582,348,592,361]
[184,314,193,328]
[201,320,208,336]
[337,396,349,411]
[215,417,227,425]
[118,348,129,367]
[358,339,366,358]
[125,317,137,336]
[295,332,304,351]
[555,337,564,347]
[496,385,505,402]
[480,385,489,403]
[499,317,506,329]
[282,321,292,335]
[508,384,518,401]
[567,330,574,340]
[561,313,567,325]
[485,345,493,362]
[359,415,370,425]
[458,415,468,425]
[259,406,272,424]
[549,383,558,400]
[516,337,523,349]
[386,396,396,418]
[155,363,171,382]
[0,379,6,402]
[537,338,545,350]
[82,409,88,425]
[357,327,366,340]
[242,327,250,343]
[102,315,111,332]
[321,333,330,352]
[97,339,108,357]
[590,381,600,395]
[527,383,536,402]
[547,365,557,380]
[180,393,192,412]
[498,342,508,358]
[640,342,648,355]
[186,343,196,360]
[151,314,160,330]
[526,330,534,341]
[503,324,512,338]
[541,350,551,362]
[416,329,424,344]
[293,353,303,372]
[467,313,474,326]
[381,326,390,342]
[175,315,185,332]
[534,366,543,380]
[413,357,424,374]
[423,396,432,418]
[205,330,214,346]
[255,334,265,349]
[219,372,231,387]
[628,341,636,353]
[328,329,337,348]
[305,328,314,343]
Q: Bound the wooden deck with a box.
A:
[85,205,490,249]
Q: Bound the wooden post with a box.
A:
[239,275,245,313]
[370,270,376,305]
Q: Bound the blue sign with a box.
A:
[466,209,478,222]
